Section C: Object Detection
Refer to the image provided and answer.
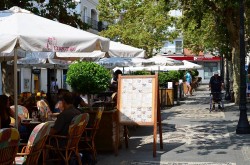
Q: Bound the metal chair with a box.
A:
[79,107,104,161]
[15,122,50,165]
[45,113,89,165]
[0,128,20,165]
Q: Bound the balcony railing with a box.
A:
[159,47,183,55]
[84,16,108,32]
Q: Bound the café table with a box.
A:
[20,118,56,142]
[20,119,41,142]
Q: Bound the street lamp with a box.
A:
[236,0,250,134]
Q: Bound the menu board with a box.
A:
[117,75,158,125]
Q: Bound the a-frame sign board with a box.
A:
[117,74,163,157]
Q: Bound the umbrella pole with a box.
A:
[0,63,2,95]
[61,69,63,89]
[30,66,33,93]
[14,48,18,129]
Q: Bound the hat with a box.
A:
[213,71,219,75]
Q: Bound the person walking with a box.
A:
[185,70,193,96]
[209,71,224,110]
[50,77,58,94]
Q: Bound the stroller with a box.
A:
[209,92,224,112]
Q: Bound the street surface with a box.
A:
[97,84,250,165]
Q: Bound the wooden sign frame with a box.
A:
[116,74,162,157]
[117,75,158,125]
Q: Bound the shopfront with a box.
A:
[167,56,221,84]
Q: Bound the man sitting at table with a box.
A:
[49,92,81,136]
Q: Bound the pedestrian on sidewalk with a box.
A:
[209,71,224,110]
[185,70,193,96]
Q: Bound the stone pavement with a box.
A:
[97,85,250,165]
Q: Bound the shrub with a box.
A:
[191,69,199,77]
[158,72,169,87]
[66,61,111,94]
[158,71,180,87]
[131,70,151,75]
[167,71,181,82]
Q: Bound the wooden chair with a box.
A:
[0,128,20,165]
[15,122,51,165]
[79,107,104,161]
[45,113,89,165]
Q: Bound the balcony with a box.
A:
[84,16,108,32]
[159,47,183,55]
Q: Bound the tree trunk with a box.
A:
[232,47,241,105]
[1,61,14,96]
[224,7,240,105]
[228,60,234,93]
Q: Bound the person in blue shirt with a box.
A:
[185,70,193,96]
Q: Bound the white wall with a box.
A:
[196,61,221,84]
[160,38,183,54]
[80,0,99,21]
[19,68,69,93]
[56,69,62,89]
[20,68,32,93]
[0,63,2,95]
[40,68,47,93]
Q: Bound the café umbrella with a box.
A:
[0,6,110,128]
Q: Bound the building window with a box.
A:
[82,6,87,23]
[91,9,98,30]
[175,41,183,54]
[204,62,218,79]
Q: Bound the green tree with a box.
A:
[179,0,250,104]
[0,0,90,30]
[97,0,179,57]
[66,61,111,108]
[66,61,111,94]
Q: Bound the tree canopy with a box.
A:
[97,0,180,57]
[0,0,90,30]
[178,0,237,57]
[179,0,250,104]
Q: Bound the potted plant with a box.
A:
[66,61,111,109]
[131,70,151,75]
[67,61,123,152]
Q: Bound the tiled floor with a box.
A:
[139,124,230,147]
[127,161,236,165]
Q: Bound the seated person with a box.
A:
[54,100,63,113]
[1,95,21,128]
[49,92,81,136]
[8,96,28,140]
[110,70,122,92]
[37,99,52,116]
[53,88,69,113]
[72,92,89,109]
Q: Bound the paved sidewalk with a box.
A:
[97,85,250,165]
